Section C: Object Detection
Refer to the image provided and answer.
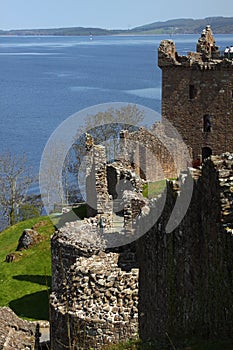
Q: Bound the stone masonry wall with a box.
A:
[137,154,233,346]
[51,153,233,349]
[86,135,112,218]
[158,26,233,160]
[51,222,105,292]
[128,126,191,181]
[0,307,37,350]
[49,27,233,349]
[50,222,138,350]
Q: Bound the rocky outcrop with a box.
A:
[16,229,41,251]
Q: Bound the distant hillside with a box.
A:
[1,17,233,36]
[0,27,124,36]
[131,16,233,34]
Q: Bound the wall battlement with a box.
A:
[158,25,233,69]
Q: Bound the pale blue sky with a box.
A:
[0,0,232,30]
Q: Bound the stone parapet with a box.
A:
[158,26,231,70]
[51,222,106,292]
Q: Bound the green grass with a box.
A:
[0,216,55,320]
[142,180,166,199]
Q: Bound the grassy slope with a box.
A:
[0,216,54,320]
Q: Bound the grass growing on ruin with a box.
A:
[142,180,166,199]
[0,216,54,320]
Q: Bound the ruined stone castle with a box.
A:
[158,25,233,160]
[50,27,233,349]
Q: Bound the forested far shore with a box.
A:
[1,16,233,35]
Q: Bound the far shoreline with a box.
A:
[1,33,233,38]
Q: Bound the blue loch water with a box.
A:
[0,34,233,173]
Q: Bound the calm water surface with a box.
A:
[0,34,233,172]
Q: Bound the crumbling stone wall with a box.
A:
[137,154,233,345]
[128,125,191,180]
[83,132,150,243]
[0,307,38,350]
[49,26,233,349]
[86,134,112,219]
[51,153,233,348]
[196,25,220,59]
[106,161,143,216]
[50,222,138,350]
[158,26,233,160]
[122,190,148,232]
[51,223,105,292]
[85,133,143,223]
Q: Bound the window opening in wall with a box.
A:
[189,84,196,99]
[203,114,211,132]
[202,147,212,161]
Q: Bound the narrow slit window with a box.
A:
[202,147,212,160]
[189,84,196,99]
[203,114,211,132]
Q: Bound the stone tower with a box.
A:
[158,25,233,162]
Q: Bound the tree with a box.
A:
[39,141,80,213]
[17,194,42,222]
[0,152,38,229]
[81,104,144,157]
[39,104,145,212]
